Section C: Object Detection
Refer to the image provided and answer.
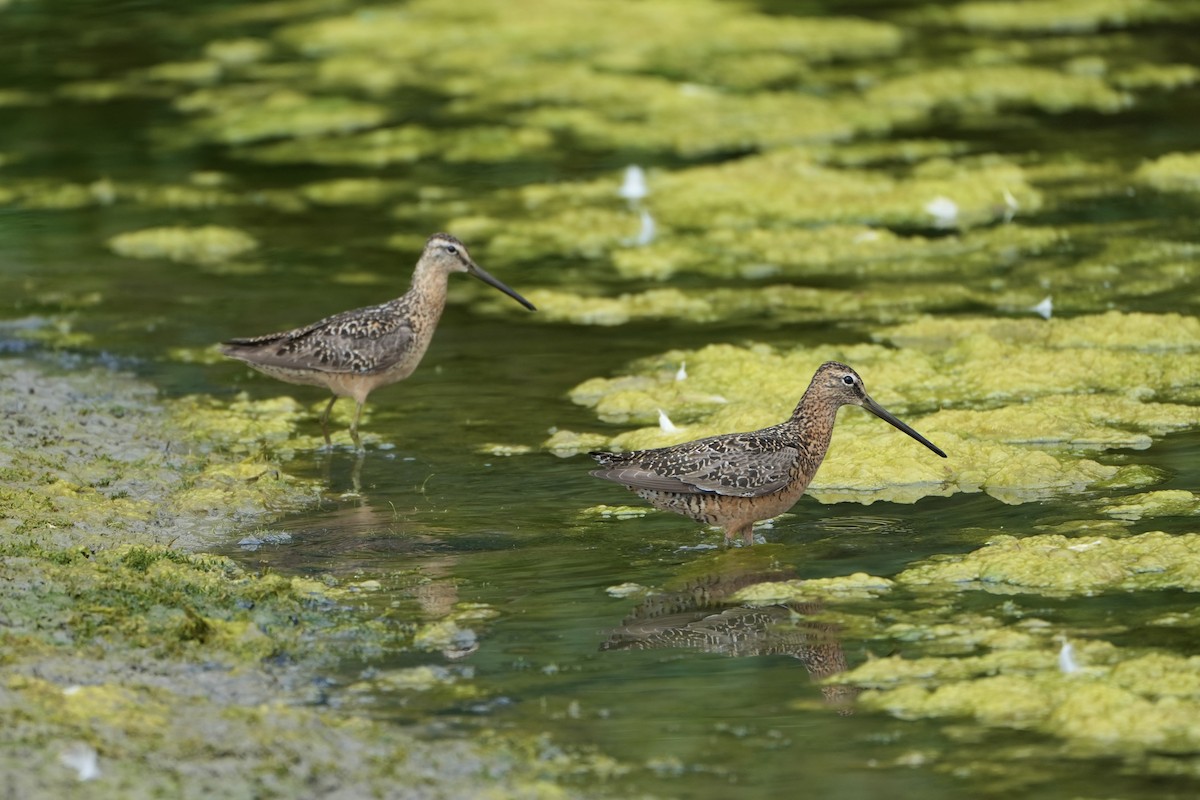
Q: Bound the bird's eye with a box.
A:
[444,245,459,256]
[842,375,855,386]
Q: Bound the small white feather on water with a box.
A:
[633,209,656,246]
[657,409,678,432]
[60,743,101,781]
[1003,187,1019,222]
[1058,639,1080,674]
[924,195,959,228]
[1031,296,1053,320]
[618,165,647,202]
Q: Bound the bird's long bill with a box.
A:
[861,395,947,458]
[469,262,537,311]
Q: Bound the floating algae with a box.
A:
[897,531,1200,594]
[245,123,553,166]
[805,520,1200,765]
[278,0,903,93]
[447,155,1049,283]
[166,0,900,159]
[1134,151,1200,193]
[1112,62,1200,90]
[506,283,973,327]
[204,37,274,67]
[471,153,1042,266]
[261,0,1168,157]
[0,362,319,550]
[0,88,45,107]
[731,573,896,605]
[108,225,259,267]
[138,59,224,86]
[4,671,625,797]
[883,309,1200,354]
[182,87,388,145]
[926,394,1198,450]
[946,0,1194,34]
[298,176,408,205]
[1100,490,1200,521]
[346,665,483,711]
[836,630,1200,760]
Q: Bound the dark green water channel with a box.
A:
[4,0,1200,797]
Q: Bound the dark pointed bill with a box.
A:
[861,395,947,458]
[468,262,536,311]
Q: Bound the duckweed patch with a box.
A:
[1135,151,1200,193]
[946,0,1195,34]
[180,87,389,145]
[413,603,500,659]
[0,540,365,661]
[245,123,555,166]
[897,531,1200,594]
[0,361,356,669]
[1113,62,1200,90]
[0,673,620,798]
[298,176,408,205]
[0,362,317,549]
[606,222,1064,282]
[732,573,896,604]
[1101,490,1200,520]
[842,645,1200,760]
[52,0,1184,179]
[463,153,1041,270]
[810,532,1200,763]
[107,225,259,266]
[510,283,975,327]
[463,189,1190,327]
[863,65,1131,116]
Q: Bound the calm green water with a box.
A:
[4,0,1200,797]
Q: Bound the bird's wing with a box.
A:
[221,303,416,374]
[590,431,798,498]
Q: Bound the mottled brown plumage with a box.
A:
[589,361,946,545]
[220,233,534,447]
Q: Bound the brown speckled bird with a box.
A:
[220,233,535,447]
[589,361,946,545]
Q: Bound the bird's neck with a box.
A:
[402,263,451,321]
[787,389,840,455]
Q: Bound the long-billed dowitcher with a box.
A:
[220,233,535,447]
[589,361,946,545]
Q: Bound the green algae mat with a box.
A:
[3,0,1200,797]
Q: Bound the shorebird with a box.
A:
[220,233,535,447]
[589,361,946,545]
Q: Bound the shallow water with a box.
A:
[4,0,1200,796]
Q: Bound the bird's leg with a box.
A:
[723,523,753,547]
[349,401,365,451]
[742,525,756,547]
[318,396,337,448]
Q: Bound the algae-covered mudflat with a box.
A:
[3,0,1200,797]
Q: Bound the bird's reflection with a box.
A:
[603,564,860,712]
[318,448,366,496]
